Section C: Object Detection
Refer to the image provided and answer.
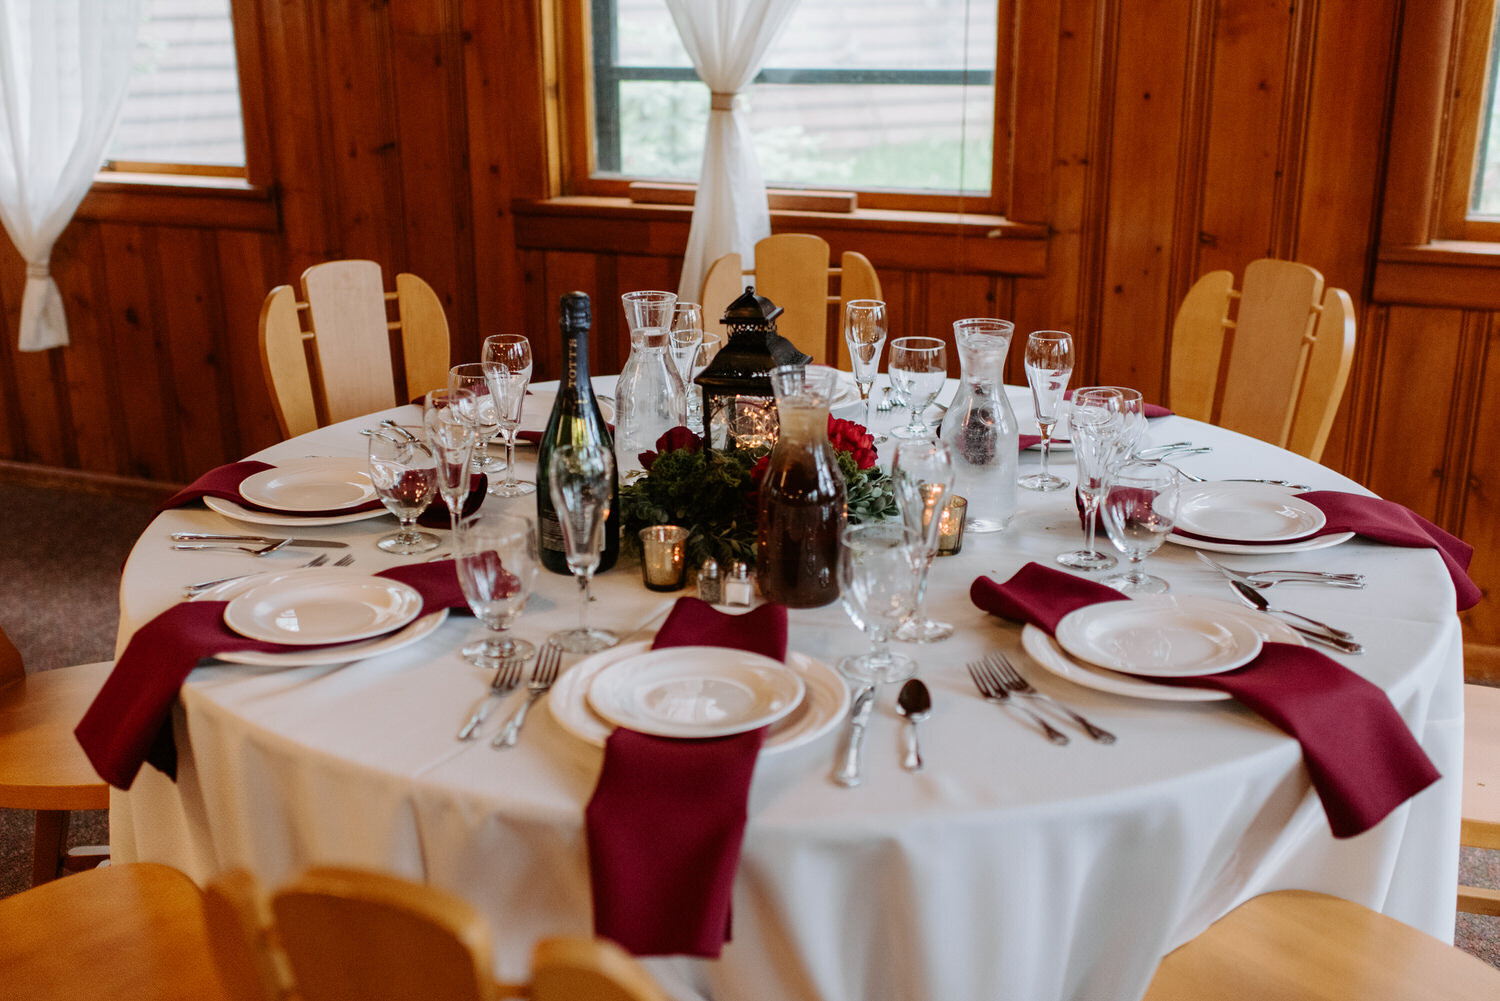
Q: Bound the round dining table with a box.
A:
[108,377,1464,1001]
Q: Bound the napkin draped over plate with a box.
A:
[585,598,786,958]
[75,562,468,790]
[971,562,1440,838]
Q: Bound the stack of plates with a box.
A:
[1166,482,1353,554]
[208,457,386,528]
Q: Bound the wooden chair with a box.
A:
[0,623,111,885]
[700,233,881,366]
[1168,258,1356,461]
[1142,889,1500,1000]
[0,862,232,1001]
[206,866,670,1001]
[259,260,452,439]
[1460,682,1500,916]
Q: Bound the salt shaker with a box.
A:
[724,561,754,607]
[696,558,723,604]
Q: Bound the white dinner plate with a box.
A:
[1174,482,1326,543]
[808,365,864,410]
[1166,529,1356,556]
[586,646,805,739]
[223,570,423,646]
[205,494,389,528]
[217,611,447,666]
[550,640,847,752]
[1054,597,1264,676]
[238,457,377,513]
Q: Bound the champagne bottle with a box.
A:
[537,292,620,574]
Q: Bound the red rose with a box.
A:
[639,425,702,471]
[827,416,878,469]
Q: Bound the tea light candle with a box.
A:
[638,526,690,591]
[936,495,968,556]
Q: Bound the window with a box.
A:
[1471,4,1500,216]
[1439,0,1500,239]
[574,0,1003,212]
[103,0,245,176]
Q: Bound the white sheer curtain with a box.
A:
[664,0,802,302]
[0,0,142,351]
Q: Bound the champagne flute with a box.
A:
[837,522,922,684]
[1020,330,1074,491]
[368,428,441,554]
[455,510,538,665]
[547,443,619,653]
[448,363,503,475]
[423,388,476,534]
[892,438,955,643]
[888,336,947,439]
[1100,460,1181,594]
[481,334,535,497]
[1056,387,1122,571]
[669,302,704,432]
[843,299,888,439]
[1093,385,1147,464]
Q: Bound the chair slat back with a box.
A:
[395,271,452,403]
[1285,286,1356,461]
[832,251,883,370]
[1167,269,1236,423]
[300,260,402,425]
[258,285,320,439]
[1214,258,1324,445]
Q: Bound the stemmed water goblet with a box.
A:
[1020,330,1074,491]
[448,363,503,476]
[1056,387,1122,571]
[481,334,535,497]
[843,299,888,441]
[892,437,955,643]
[455,510,538,665]
[888,336,947,439]
[837,521,923,684]
[367,427,441,554]
[1099,459,1182,594]
[423,388,476,534]
[547,443,619,653]
[668,302,704,432]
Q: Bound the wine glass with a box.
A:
[455,510,538,665]
[423,388,476,534]
[448,363,503,475]
[1020,330,1074,491]
[547,443,619,653]
[1094,385,1147,463]
[669,302,704,431]
[367,428,441,554]
[843,299,888,439]
[1100,460,1182,595]
[892,437,955,643]
[837,522,922,684]
[1056,388,1123,571]
[888,336,947,439]
[481,334,535,497]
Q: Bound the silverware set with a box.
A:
[1196,551,1365,653]
[455,643,562,747]
[967,653,1118,745]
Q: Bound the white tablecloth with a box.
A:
[110,380,1464,1001]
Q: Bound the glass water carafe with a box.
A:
[938,318,1019,532]
[616,291,687,471]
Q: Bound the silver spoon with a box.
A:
[896,678,932,772]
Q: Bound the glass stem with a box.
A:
[1082,493,1101,554]
[1038,421,1054,478]
[502,431,517,486]
[577,573,593,631]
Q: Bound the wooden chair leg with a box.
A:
[31,810,68,886]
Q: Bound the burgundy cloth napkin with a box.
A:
[970,563,1441,838]
[75,562,468,790]
[158,460,484,526]
[585,597,787,958]
[1174,491,1479,611]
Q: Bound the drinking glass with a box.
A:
[1100,460,1181,595]
[368,428,441,554]
[423,387,476,534]
[1020,330,1074,491]
[1094,385,1147,463]
[448,363,503,475]
[888,336,947,439]
[1056,388,1123,571]
[837,522,922,684]
[843,299,888,439]
[547,443,619,653]
[892,438,955,643]
[481,334,535,497]
[669,302,705,432]
[455,510,538,665]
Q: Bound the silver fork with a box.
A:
[183,553,329,595]
[986,654,1116,744]
[330,554,355,568]
[456,656,526,740]
[875,386,895,412]
[492,643,562,749]
[965,658,1070,745]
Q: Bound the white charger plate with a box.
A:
[550,640,847,752]
[238,458,376,513]
[1166,530,1355,555]
[219,612,447,666]
[224,570,423,646]
[1054,597,1264,676]
[586,646,805,739]
[205,494,388,528]
[1174,482,1326,542]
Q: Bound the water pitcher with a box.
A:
[938,318,1019,532]
[616,290,687,471]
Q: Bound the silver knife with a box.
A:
[833,684,877,788]
[170,533,349,549]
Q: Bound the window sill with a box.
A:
[77,173,279,232]
[1372,241,1500,309]
[513,197,1047,275]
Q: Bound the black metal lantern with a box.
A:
[694,288,812,452]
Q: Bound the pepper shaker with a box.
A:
[696,558,723,604]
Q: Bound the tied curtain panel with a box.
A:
[665,0,802,302]
[0,0,141,352]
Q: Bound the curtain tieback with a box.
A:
[25,263,51,281]
[709,91,743,112]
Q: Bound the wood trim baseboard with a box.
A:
[0,460,180,502]
[1465,642,1500,684]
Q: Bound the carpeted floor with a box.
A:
[0,481,1495,967]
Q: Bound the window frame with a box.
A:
[553,0,1014,216]
[1437,0,1500,241]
